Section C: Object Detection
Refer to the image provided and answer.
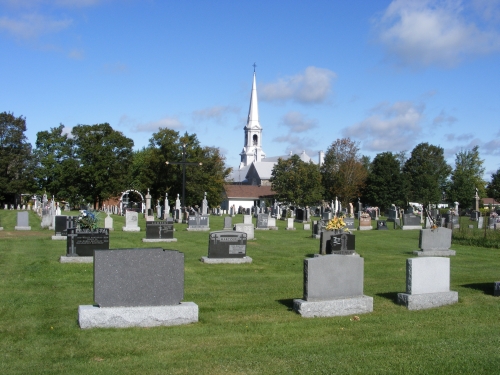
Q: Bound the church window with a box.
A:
[253,134,258,146]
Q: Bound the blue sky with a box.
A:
[1,0,499,180]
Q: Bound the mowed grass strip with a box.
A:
[0,211,499,374]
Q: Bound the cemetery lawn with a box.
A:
[0,211,499,374]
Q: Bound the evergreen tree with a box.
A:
[486,168,500,201]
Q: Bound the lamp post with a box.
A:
[165,144,202,209]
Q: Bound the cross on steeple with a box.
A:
[253,62,257,72]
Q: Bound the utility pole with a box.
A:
[165,144,202,209]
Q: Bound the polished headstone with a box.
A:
[94,248,184,307]
[207,231,247,258]
[66,228,109,257]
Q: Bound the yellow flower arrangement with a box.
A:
[325,216,350,233]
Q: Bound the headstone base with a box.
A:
[402,225,422,230]
[78,302,199,329]
[358,226,372,231]
[200,256,252,264]
[268,226,278,230]
[60,256,93,263]
[312,234,321,239]
[52,235,67,241]
[412,250,456,257]
[14,226,31,230]
[285,227,296,231]
[186,227,210,231]
[494,282,500,297]
[223,227,232,231]
[313,253,360,258]
[255,227,269,231]
[397,291,458,310]
[122,227,140,232]
[293,296,373,318]
[142,238,178,243]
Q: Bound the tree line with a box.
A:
[0,112,231,208]
[270,138,500,212]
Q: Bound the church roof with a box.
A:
[247,161,275,180]
[263,150,317,164]
[227,164,252,183]
[223,185,274,199]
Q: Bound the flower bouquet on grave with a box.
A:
[77,210,99,230]
[360,212,371,219]
[325,216,350,233]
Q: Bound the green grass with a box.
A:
[0,211,499,374]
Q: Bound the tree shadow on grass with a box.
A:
[376,292,399,303]
[276,298,295,311]
[461,283,495,295]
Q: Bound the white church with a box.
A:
[222,70,324,210]
[227,70,324,186]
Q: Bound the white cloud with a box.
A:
[272,134,318,156]
[260,66,336,104]
[192,105,239,123]
[280,111,318,133]
[342,101,424,151]
[132,117,183,133]
[0,14,72,39]
[374,0,500,68]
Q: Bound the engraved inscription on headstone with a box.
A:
[146,221,174,239]
[66,228,110,257]
[188,215,209,228]
[257,213,268,229]
[208,231,247,258]
[328,233,356,255]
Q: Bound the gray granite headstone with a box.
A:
[376,220,389,230]
[17,211,29,227]
[256,213,269,229]
[234,223,254,240]
[413,228,455,256]
[223,216,232,229]
[303,255,364,301]
[94,248,184,307]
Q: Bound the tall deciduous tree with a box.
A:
[363,152,406,211]
[446,146,485,209]
[0,112,32,202]
[132,128,231,207]
[403,143,451,204]
[72,123,134,208]
[320,138,367,206]
[270,154,323,207]
[486,168,500,201]
[33,124,79,202]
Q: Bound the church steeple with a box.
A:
[240,66,265,168]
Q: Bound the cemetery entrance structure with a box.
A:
[119,189,144,215]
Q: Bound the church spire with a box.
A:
[239,66,265,168]
[246,69,261,130]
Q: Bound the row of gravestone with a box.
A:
[77,227,470,328]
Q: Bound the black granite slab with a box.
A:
[66,228,109,257]
[145,221,174,239]
[208,231,247,258]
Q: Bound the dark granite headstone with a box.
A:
[256,213,269,229]
[94,248,184,307]
[344,218,355,231]
[208,231,247,258]
[328,233,356,255]
[377,220,389,230]
[403,214,421,226]
[296,209,304,221]
[55,215,77,236]
[146,221,174,239]
[66,228,109,257]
